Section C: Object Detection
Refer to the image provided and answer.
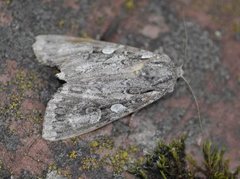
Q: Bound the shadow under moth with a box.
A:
[33,35,184,141]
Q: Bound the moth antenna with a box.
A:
[183,17,188,61]
[182,16,203,133]
[180,75,203,133]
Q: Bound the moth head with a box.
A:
[176,65,184,78]
[135,55,183,93]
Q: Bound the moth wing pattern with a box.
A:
[33,35,182,141]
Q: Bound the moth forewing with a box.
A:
[33,35,182,141]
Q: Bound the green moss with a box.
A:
[80,137,139,174]
[70,137,79,145]
[8,94,22,111]
[0,67,44,125]
[30,110,43,124]
[68,150,78,159]
[48,163,58,171]
[128,136,190,179]
[58,135,240,178]
[89,140,100,148]
[58,20,65,28]
[128,138,240,179]
[80,146,138,174]
[89,136,114,152]
[81,157,100,170]
[13,70,38,91]
[48,163,72,178]
[109,149,131,174]
[188,141,240,178]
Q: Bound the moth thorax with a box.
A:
[140,63,174,86]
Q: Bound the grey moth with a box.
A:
[32,35,183,141]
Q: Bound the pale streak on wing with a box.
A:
[32,35,154,72]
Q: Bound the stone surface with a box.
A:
[0,0,239,178]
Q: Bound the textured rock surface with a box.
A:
[0,0,239,178]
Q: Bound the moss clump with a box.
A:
[188,141,240,178]
[128,138,240,179]
[68,150,78,159]
[81,157,100,171]
[89,136,114,152]
[8,94,22,112]
[109,149,131,174]
[89,140,100,148]
[128,136,190,179]
[48,163,58,171]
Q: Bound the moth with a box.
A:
[33,35,184,141]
